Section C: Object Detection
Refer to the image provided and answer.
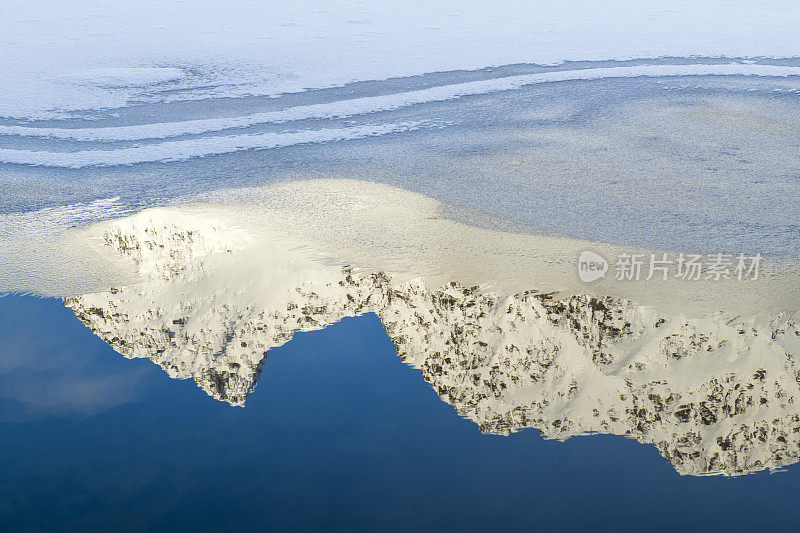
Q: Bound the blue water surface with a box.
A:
[0,294,798,532]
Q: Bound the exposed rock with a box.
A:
[65,209,800,476]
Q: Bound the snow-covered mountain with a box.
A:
[65,206,800,476]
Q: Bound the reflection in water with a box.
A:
[64,209,800,477]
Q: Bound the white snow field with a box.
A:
[2,1,800,119]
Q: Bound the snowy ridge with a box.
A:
[99,210,255,281]
[64,208,800,476]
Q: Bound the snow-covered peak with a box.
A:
[65,205,800,476]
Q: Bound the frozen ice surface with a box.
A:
[2,63,800,262]
[1,3,800,293]
[2,1,800,119]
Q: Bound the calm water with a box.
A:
[1,294,799,532]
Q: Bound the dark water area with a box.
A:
[1,294,799,531]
